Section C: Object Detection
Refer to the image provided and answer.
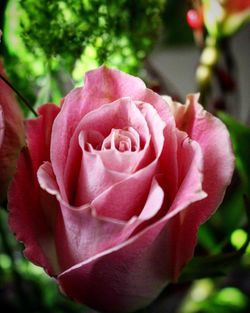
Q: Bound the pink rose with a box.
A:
[9,66,234,313]
[0,60,24,202]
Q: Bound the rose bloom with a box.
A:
[0,60,24,202]
[9,66,234,313]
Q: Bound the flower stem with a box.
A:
[0,73,38,117]
[196,36,220,107]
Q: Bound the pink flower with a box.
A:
[0,60,24,202]
[9,66,234,313]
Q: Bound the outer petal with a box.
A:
[37,161,137,270]
[58,222,171,313]
[166,94,234,280]
[0,61,24,201]
[81,66,171,121]
[169,94,234,221]
[157,129,206,280]
[8,104,61,276]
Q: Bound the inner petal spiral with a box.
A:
[101,127,140,153]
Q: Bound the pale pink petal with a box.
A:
[159,129,207,280]
[91,160,159,220]
[56,97,151,203]
[8,104,61,276]
[58,187,206,313]
[58,219,171,313]
[73,97,166,180]
[50,67,171,200]
[55,205,129,271]
[82,66,171,122]
[170,94,234,221]
[82,99,166,219]
[37,161,138,270]
[64,97,153,205]
[50,88,83,201]
[56,122,207,313]
[58,171,201,313]
[75,97,150,147]
[167,130,206,217]
[159,121,179,205]
[37,161,60,197]
[166,94,234,280]
[75,135,127,206]
[138,176,165,220]
[80,129,149,174]
[136,101,165,157]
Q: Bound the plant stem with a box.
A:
[0,73,38,117]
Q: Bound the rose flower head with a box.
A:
[0,60,24,202]
[9,66,234,313]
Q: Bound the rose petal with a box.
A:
[37,161,138,270]
[56,97,151,203]
[91,162,161,221]
[8,104,61,276]
[80,129,148,174]
[66,97,155,205]
[50,87,84,201]
[138,176,165,220]
[167,130,206,217]
[169,94,234,221]
[166,94,234,280]
[77,97,150,143]
[159,120,179,205]
[50,67,171,201]
[58,219,171,313]
[75,134,127,206]
[56,121,207,313]
[83,66,170,119]
[136,100,165,158]
[159,129,207,279]
[55,205,130,271]
[0,61,24,200]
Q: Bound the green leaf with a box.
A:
[180,190,250,282]
[179,242,248,282]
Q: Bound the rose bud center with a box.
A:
[101,127,140,153]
